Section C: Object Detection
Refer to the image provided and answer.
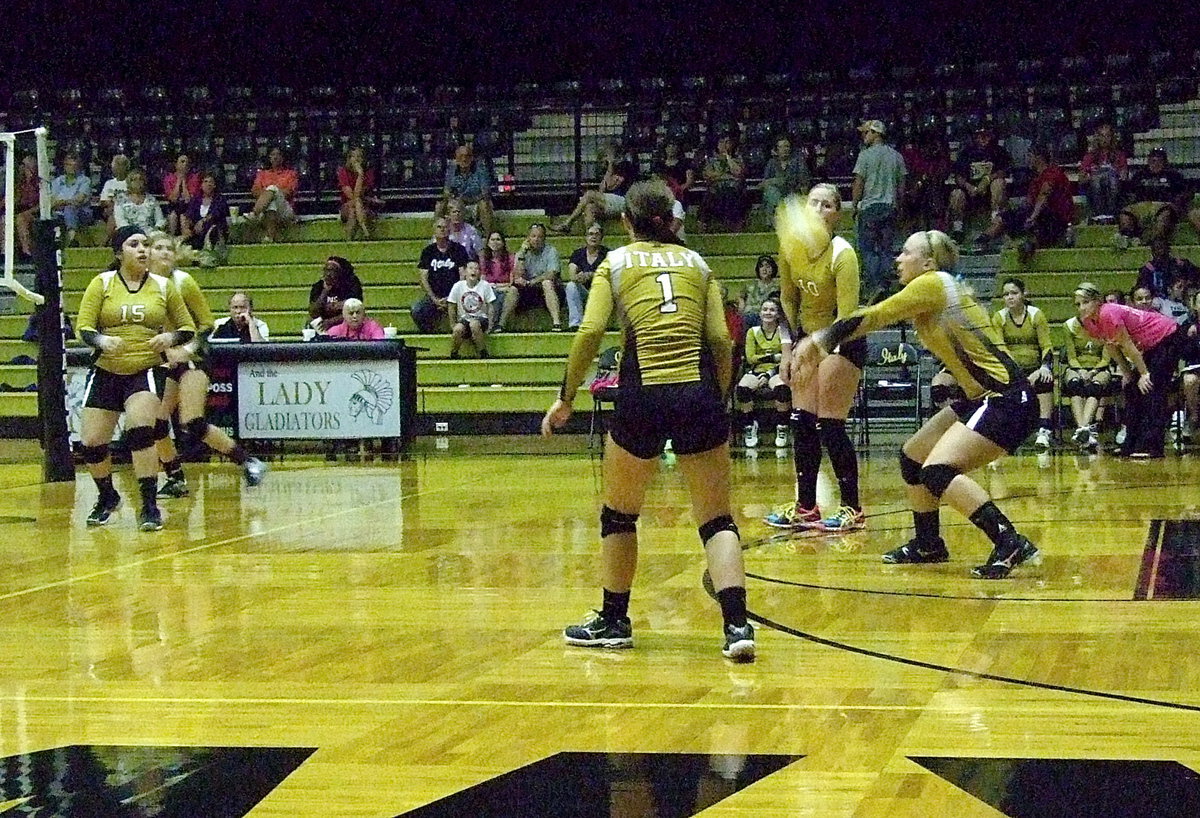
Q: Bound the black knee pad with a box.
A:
[184,417,210,440]
[1085,380,1110,398]
[600,505,638,537]
[154,418,171,441]
[1031,377,1054,395]
[790,408,818,432]
[920,463,961,499]
[930,383,963,405]
[899,451,924,485]
[735,385,755,404]
[1061,379,1083,398]
[698,514,739,546]
[79,444,109,464]
[772,384,790,403]
[124,425,157,452]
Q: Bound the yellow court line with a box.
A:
[0,471,492,604]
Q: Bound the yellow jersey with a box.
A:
[1063,316,1111,370]
[76,270,194,375]
[745,323,791,374]
[991,304,1052,371]
[561,240,732,395]
[822,270,1022,400]
[169,269,214,334]
[779,235,861,335]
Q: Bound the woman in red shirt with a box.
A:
[338,146,382,241]
[976,144,1075,262]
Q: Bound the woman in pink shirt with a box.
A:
[480,230,515,332]
[163,153,202,237]
[1076,282,1184,457]
[337,146,381,241]
[326,298,386,340]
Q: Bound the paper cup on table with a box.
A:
[383,326,397,338]
[301,328,316,341]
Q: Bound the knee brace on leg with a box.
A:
[1061,379,1082,398]
[899,451,924,485]
[600,505,639,537]
[735,385,755,404]
[772,384,791,404]
[920,463,961,499]
[1031,377,1054,395]
[184,417,210,441]
[123,425,157,452]
[1084,380,1109,399]
[698,514,739,547]
[154,418,171,441]
[79,444,109,464]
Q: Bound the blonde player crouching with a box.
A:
[146,233,267,497]
[792,230,1041,579]
[542,179,755,661]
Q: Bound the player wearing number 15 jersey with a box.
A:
[542,179,755,662]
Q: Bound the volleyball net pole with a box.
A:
[3,126,73,481]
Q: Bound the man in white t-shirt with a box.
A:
[99,154,130,240]
[447,260,497,358]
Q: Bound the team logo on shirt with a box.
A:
[460,291,485,315]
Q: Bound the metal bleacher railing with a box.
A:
[1,49,1197,217]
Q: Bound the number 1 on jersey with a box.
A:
[655,272,678,314]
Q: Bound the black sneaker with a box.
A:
[156,476,189,498]
[86,494,121,527]
[971,535,1041,579]
[563,611,633,648]
[243,457,268,487]
[722,622,756,662]
[881,537,950,564]
[138,507,164,532]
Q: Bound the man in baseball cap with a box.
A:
[852,119,906,298]
[858,120,886,136]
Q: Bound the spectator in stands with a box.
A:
[975,144,1075,262]
[411,217,470,333]
[564,224,609,331]
[448,260,498,358]
[327,297,385,340]
[309,256,364,334]
[481,230,515,332]
[50,151,94,244]
[210,292,269,343]
[246,146,299,243]
[1,154,39,257]
[735,298,791,449]
[900,130,951,232]
[338,146,381,241]
[737,255,780,330]
[551,142,636,234]
[1131,285,1159,311]
[852,120,906,296]
[99,153,130,238]
[948,126,1010,243]
[1061,313,1113,452]
[1136,239,1200,297]
[499,222,562,331]
[699,132,748,232]
[1078,123,1128,224]
[162,152,201,237]
[1116,148,1199,249]
[1076,281,1185,458]
[1177,292,1200,445]
[445,199,483,260]
[653,140,694,203]
[112,168,165,233]
[439,143,494,235]
[1105,289,1127,305]
[183,172,231,258]
[761,136,811,224]
[992,277,1056,450]
[1157,276,1191,325]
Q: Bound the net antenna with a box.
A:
[1,127,48,306]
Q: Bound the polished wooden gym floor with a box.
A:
[3,436,1200,816]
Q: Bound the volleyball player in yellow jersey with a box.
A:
[76,226,195,532]
[1061,313,1114,452]
[992,277,1056,450]
[793,230,1042,579]
[146,234,267,498]
[542,180,755,661]
[766,183,866,532]
[735,298,791,448]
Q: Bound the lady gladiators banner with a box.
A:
[237,359,402,439]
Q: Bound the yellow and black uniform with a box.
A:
[161,268,215,383]
[779,235,866,367]
[560,240,732,458]
[76,269,194,412]
[815,270,1037,453]
[744,323,791,376]
[1063,316,1111,371]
